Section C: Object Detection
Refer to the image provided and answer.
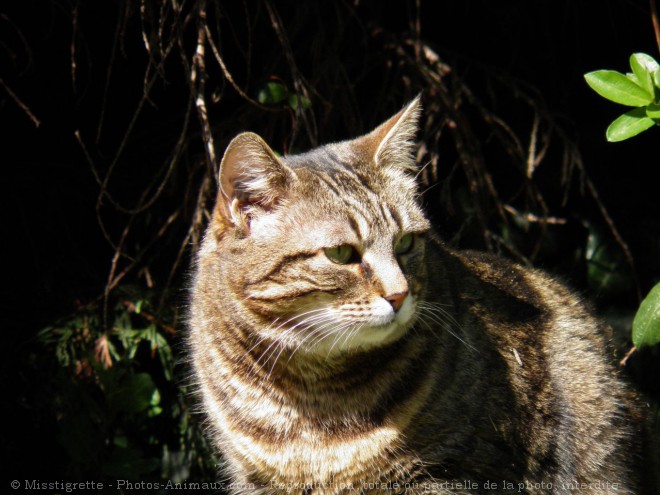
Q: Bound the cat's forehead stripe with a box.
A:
[301,164,420,243]
[380,202,402,231]
[347,214,364,242]
[311,170,345,198]
[306,166,390,232]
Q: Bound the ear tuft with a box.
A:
[371,96,422,171]
[215,132,291,231]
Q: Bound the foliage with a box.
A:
[34,287,216,481]
[258,81,311,110]
[584,53,660,141]
[585,50,660,350]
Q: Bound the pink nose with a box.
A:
[385,291,408,312]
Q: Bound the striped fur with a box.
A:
[189,98,656,494]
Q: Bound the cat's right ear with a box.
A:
[215,132,291,232]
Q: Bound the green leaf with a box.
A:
[105,337,121,362]
[257,82,288,105]
[584,70,653,106]
[112,372,157,413]
[632,282,660,348]
[646,103,660,119]
[629,53,658,95]
[585,228,633,294]
[606,107,656,142]
[147,387,162,417]
[288,93,311,110]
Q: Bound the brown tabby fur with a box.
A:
[189,97,657,494]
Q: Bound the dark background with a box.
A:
[3,0,659,485]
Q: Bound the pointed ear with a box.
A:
[364,95,421,171]
[215,132,291,231]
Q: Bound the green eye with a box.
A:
[395,234,414,255]
[324,245,355,264]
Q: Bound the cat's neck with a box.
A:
[248,328,427,391]
[223,327,450,441]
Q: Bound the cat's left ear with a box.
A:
[215,132,292,233]
[363,95,421,171]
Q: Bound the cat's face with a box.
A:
[211,98,430,355]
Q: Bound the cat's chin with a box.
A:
[307,295,416,355]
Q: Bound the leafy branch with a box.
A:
[584,52,660,141]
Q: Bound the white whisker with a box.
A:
[416,301,479,354]
[257,308,338,377]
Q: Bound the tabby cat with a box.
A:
[189,97,656,494]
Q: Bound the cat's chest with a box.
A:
[218,364,437,490]
[230,423,407,490]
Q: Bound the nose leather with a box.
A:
[385,291,408,312]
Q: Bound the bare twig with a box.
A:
[412,0,422,63]
[105,210,180,296]
[74,130,119,251]
[264,0,317,147]
[410,42,507,248]
[583,173,641,300]
[103,218,136,330]
[191,1,218,181]
[203,24,275,110]
[504,205,567,225]
[0,77,41,127]
[0,13,34,71]
[619,346,637,367]
[526,114,540,178]
[651,0,660,55]
[70,1,79,90]
[95,3,122,143]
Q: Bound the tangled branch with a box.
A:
[60,0,639,326]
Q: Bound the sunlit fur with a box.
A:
[188,98,657,494]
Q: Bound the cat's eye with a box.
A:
[324,245,356,264]
[395,234,414,255]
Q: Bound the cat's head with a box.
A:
[209,97,431,355]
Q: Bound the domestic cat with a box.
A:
[188,97,657,494]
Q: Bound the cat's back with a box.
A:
[431,244,654,493]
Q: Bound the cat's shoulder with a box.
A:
[437,243,593,320]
